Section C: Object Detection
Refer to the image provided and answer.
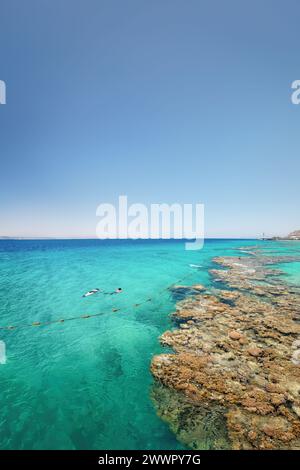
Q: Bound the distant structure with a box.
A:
[260,232,274,241]
[261,229,300,241]
[287,230,300,240]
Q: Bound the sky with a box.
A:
[0,0,299,238]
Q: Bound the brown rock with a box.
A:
[229,330,242,340]
[270,394,286,406]
[265,383,284,394]
[248,430,257,441]
[247,347,262,357]
[262,424,275,437]
[239,337,248,345]
[192,284,206,291]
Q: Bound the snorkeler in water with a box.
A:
[104,288,123,295]
[82,288,101,297]
[83,288,122,297]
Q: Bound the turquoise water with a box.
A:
[0,238,299,450]
[254,240,300,284]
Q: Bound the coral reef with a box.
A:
[151,250,300,449]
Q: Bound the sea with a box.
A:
[0,238,299,449]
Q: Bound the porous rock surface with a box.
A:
[151,249,300,449]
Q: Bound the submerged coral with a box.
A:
[151,251,300,449]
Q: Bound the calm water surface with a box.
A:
[0,239,299,449]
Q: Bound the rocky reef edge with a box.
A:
[150,248,300,450]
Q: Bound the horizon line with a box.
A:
[0,236,260,240]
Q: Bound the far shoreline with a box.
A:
[0,236,264,241]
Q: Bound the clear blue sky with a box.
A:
[0,0,299,238]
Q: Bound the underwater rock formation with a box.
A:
[169,285,206,301]
[151,251,300,449]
